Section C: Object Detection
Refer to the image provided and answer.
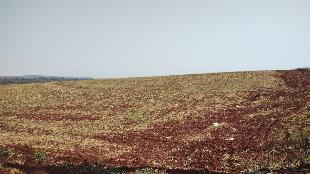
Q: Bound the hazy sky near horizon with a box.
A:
[1,0,310,78]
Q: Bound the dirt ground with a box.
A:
[0,69,309,173]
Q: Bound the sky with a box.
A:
[0,0,310,78]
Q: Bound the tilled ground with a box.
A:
[0,69,309,174]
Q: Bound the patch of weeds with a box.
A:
[0,147,15,158]
[60,161,124,174]
[104,168,124,174]
[135,168,166,174]
[258,115,310,172]
[128,114,148,122]
[32,151,47,163]
[127,110,148,122]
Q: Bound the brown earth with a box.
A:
[0,69,309,173]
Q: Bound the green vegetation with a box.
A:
[128,113,148,122]
[32,151,47,163]
[268,116,309,168]
[0,75,92,85]
[0,147,14,158]
[134,168,167,174]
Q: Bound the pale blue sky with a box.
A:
[1,0,310,78]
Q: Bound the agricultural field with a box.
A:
[0,69,309,174]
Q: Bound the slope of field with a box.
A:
[0,69,309,174]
